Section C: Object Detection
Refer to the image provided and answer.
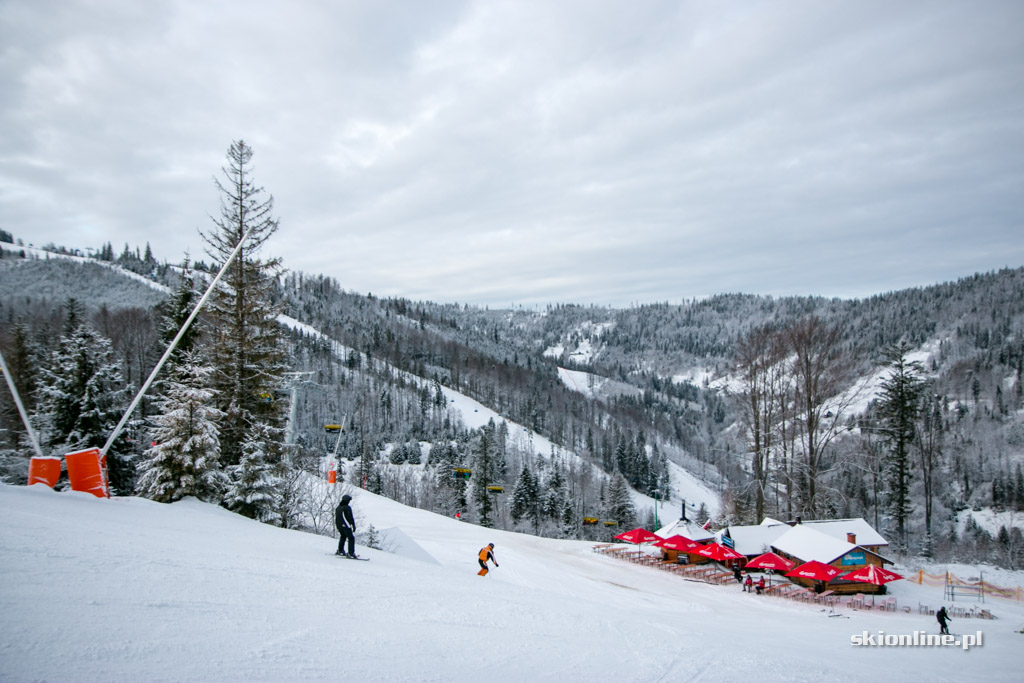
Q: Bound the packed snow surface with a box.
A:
[2,484,1022,682]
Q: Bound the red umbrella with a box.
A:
[653,535,704,553]
[837,565,903,585]
[785,560,842,582]
[745,552,795,572]
[694,542,744,563]
[614,527,660,559]
[744,552,794,586]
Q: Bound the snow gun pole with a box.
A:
[0,348,45,459]
[331,416,348,458]
[100,227,254,458]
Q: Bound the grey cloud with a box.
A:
[1,0,1021,306]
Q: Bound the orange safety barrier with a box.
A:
[65,447,109,498]
[909,569,1022,602]
[327,470,337,484]
[28,456,61,488]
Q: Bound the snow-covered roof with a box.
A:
[800,518,888,547]
[721,523,791,556]
[656,518,715,543]
[771,524,856,564]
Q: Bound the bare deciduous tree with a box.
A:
[786,316,858,518]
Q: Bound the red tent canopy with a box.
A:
[653,535,704,553]
[694,542,744,562]
[784,560,842,582]
[744,552,795,572]
[838,565,903,585]
[614,528,660,545]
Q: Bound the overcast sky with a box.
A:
[2,1,1022,308]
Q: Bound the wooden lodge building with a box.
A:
[653,517,717,563]
[719,517,893,594]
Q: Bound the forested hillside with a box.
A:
[1,236,1022,569]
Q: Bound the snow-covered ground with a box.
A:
[957,507,1023,538]
[555,366,640,402]
[0,241,174,295]
[1,483,1021,682]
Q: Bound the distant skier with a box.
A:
[335,494,358,558]
[477,543,498,576]
[936,606,951,635]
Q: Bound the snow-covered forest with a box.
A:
[1,147,1023,572]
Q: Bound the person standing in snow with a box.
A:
[936,606,951,635]
[335,494,358,558]
[743,574,753,593]
[478,543,498,576]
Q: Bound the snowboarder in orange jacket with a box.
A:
[478,543,498,576]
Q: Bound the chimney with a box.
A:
[681,499,687,522]
[847,532,856,544]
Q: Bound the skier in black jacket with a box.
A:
[335,494,357,558]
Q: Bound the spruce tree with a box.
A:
[406,440,421,465]
[510,464,535,525]
[606,473,636,529]
[155,257,200,370]
[200,140,288,469]
[225,421,284,523]
[542,463,565,522]
[135,352,227,503]
[37,307,132,492]
[471,424,497,527]
[431,441,467,517]
[510,464,541,531]
[877,341,925,548]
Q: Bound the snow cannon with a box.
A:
[27,456,61,488]
[64,448,109,498]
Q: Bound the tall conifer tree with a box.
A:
[877,341,926,548]
[200,140,288,470]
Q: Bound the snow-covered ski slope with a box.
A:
[1,483,1020,682]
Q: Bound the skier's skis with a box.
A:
[326,553,370,560]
